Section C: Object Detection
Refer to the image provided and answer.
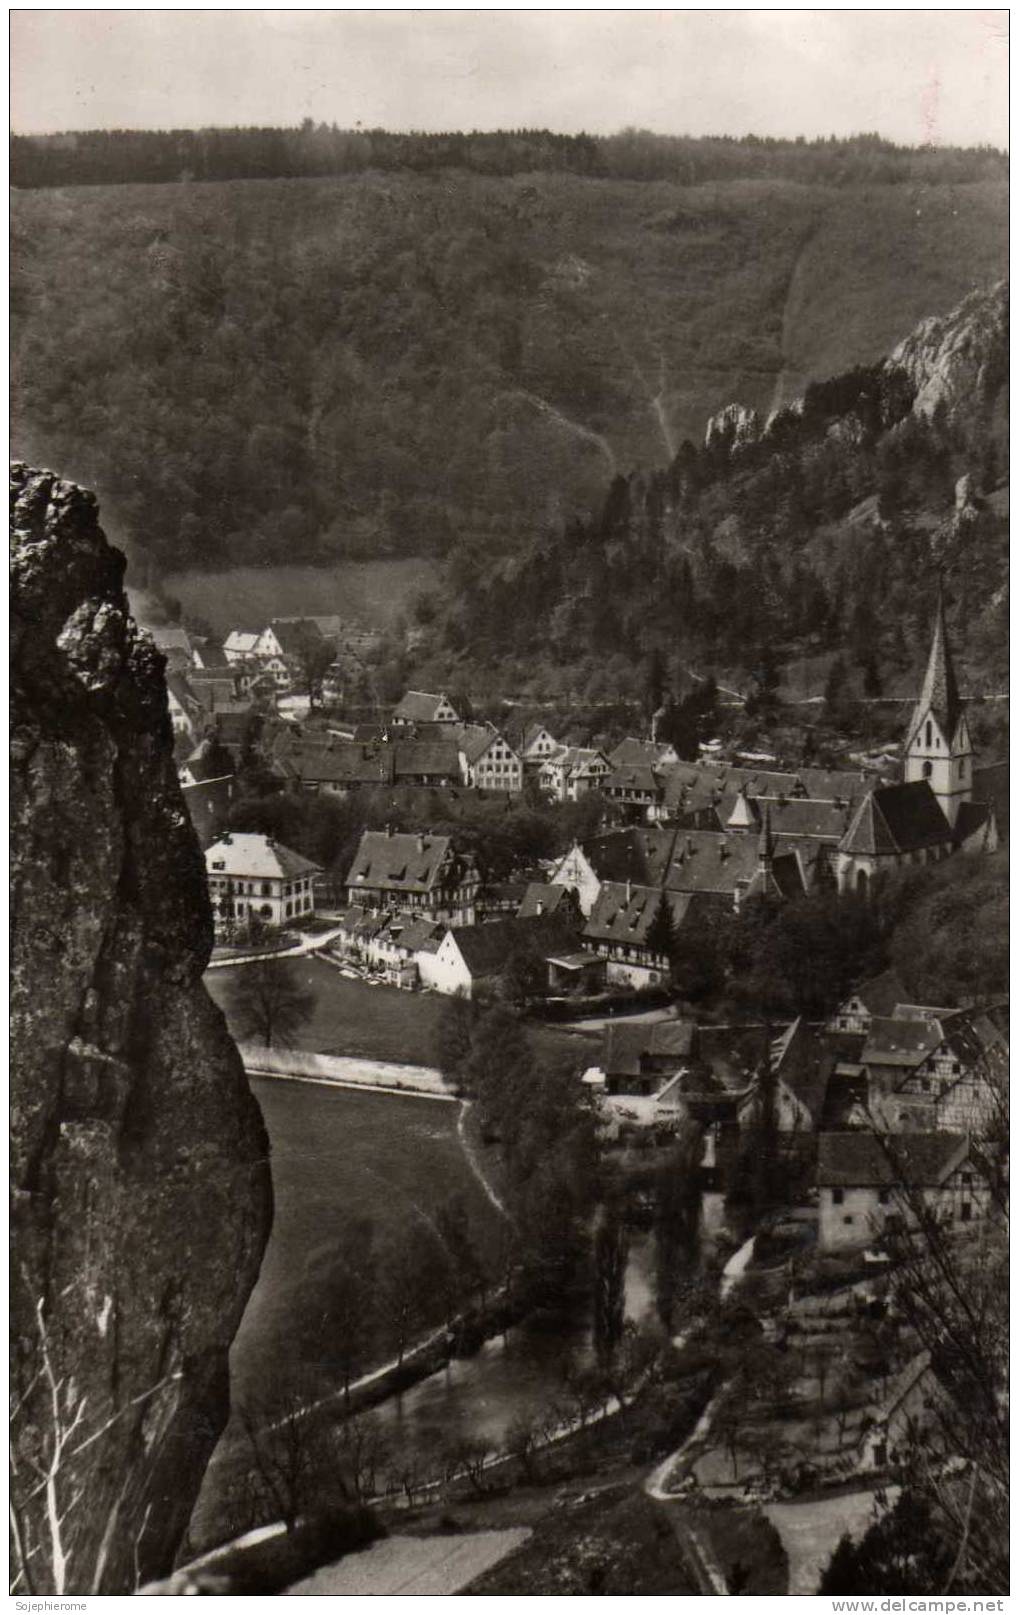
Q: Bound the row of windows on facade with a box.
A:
[833,1199,976,1227]
[219,895,313,919]
[594,941,668,964]
[831,1174,975,1207]
[208,875,313,897]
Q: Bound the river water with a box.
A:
[370,1232,656,1463]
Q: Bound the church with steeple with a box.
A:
[551,590,1000,967]
[901,587,973,827]
[835,590,998,895]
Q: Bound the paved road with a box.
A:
[765,1487,897,1594]
[285,1529,531,1595]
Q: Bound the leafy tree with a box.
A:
[819,1491,956,1595]
[727,887,884,1019]
[884,848,1008,1003]
[309,1219,377,1406]
[432,994,479,1085]
[591,1203,630,1370]
[873,1098,1008,1593]
[499,941,547,1008]
[235,1376,338,1533]
[823,655,852,726]
[294,630,336,709]
[645,644,666,718]
[653,1124,703,1330]
[645,892,677,979]
[227,959,316,1048]
[436,1193,487,1314]
[376,1221,445,1367]
[862,653,883,699]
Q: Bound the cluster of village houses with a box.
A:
[161,602,1006,1260]
[186,596,1000,987]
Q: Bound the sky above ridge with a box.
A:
[10,9,1009,150]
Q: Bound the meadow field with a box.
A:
[231,1078,504,1400]
[162,556,438,636]
[205,956,592,1070]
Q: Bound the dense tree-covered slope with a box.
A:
[11,163,1006,572]
[428,281,1008,702]
[11,124,1007,191]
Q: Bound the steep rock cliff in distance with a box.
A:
[10,464,272,1593]
[886,279,1008,422]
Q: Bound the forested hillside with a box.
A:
[11,143,1007,574]
[11,124,1007,190]
[427,281,1008,704]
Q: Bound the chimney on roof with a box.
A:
[686,835,694,856]
[625,879,633,904]
[536,898,545,916]
[417,834,426,854]
[718,837,729,861]
[385,823,393,837]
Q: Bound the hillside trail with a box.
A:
[768,210,825,420]
[644,1234,756,1501]
[504,388,617,472]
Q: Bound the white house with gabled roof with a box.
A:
[457,724,522,792]
[393,689,461,725]
[223,630,260,662]
[205,832,321,932]
[539,745,612,802]
[520,723,562,772]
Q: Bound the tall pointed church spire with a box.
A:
[758,803,774,869]
[912,582,962,743]
[902,580,972,829]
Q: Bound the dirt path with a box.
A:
[457,1100,510,1218]
[285,1529,532,1595]
[765,1487,896,1594]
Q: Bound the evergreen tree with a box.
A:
[819,1492,955,1595]
[591,1204,629,1369]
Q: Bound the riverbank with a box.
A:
[238,1041,455,1099]
[206,954,589,1069]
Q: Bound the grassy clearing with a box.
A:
[232,1077,505,1400]
[162,556,437,636]
[206,955,594,1070]
[191,1073,509,1550]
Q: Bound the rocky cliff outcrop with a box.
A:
[703,401,762,452]
[10,465,272,1593]
[886,280,1008,421]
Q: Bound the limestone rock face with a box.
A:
[703,401,761,453]
[887,280,1008,421]
[10,465,272,1593]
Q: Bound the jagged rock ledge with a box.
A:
[10,464,272,1593]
